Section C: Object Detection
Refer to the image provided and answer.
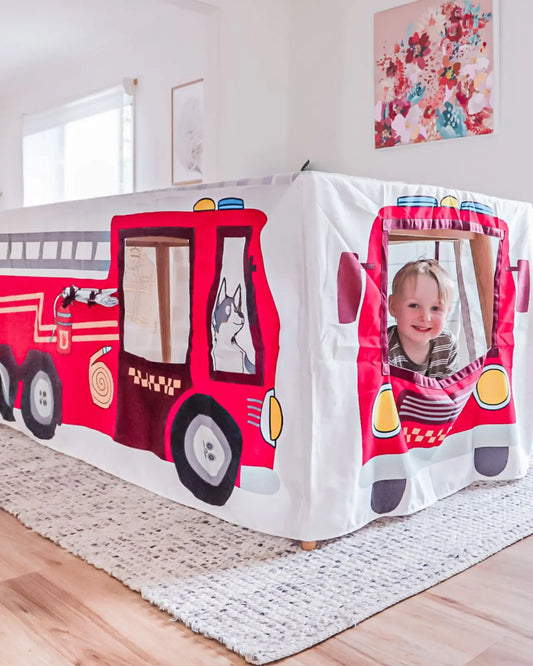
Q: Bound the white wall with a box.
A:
[0,4,207,210]
[288,0,532,204]
[208,0,290,180]
[0,0,530,210]
[0,0,291,211]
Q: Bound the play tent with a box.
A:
[0,170,531,541]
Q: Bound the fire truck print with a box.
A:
[1,191,528,517]
[338,194,530,514]
[0,197,283,507]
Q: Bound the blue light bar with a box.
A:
[218,197,244,210]
[397,195,438,207]
[460,201,494,215]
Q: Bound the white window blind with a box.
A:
[22,83,135,207]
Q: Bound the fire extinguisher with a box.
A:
[54,297,72,355]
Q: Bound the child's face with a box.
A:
[389,274,448,350]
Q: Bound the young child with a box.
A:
[388,258,458,379]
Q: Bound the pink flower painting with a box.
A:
[374,0,495,149]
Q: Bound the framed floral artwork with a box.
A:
[172,78,204,185]
[374,0,496,149]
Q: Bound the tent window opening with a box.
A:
[386,228,500,374]
[22,82,135,207]
[210,232,259,378]
[122,234,191,365]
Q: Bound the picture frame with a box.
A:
[374,0,497,149]
[171,78,204,185]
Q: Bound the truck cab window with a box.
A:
[387,223,500,375]
[211,233,258,376]
[123,235,190,364]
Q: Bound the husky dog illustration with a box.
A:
[212,278,255,374]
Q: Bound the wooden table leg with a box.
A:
[470,233,494,349]
[301,541,317,551]
[155,245,171,363]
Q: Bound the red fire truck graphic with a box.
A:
[0,197,283,506]
[338,195,530,514]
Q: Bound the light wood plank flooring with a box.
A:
[0,508,531,665]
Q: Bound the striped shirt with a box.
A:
[388,325,458,379]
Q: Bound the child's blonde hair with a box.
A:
[391,259,455,311]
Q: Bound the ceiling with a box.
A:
[0,0,215,90]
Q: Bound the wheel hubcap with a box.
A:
[184,414,231,486]
[30,371,54,425]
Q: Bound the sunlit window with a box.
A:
[22,83,135,207]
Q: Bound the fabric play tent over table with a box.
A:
[0,170,531,542]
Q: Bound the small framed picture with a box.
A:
[171,78,204,185]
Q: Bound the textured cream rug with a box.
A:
[1,424,532,664]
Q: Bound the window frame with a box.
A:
[119,227,194,366]
[208,226,264,385]
[382,217,505,384]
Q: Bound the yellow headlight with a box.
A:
[269,395,283,441]
[260,389,283,446]
[372,384,401,438]
[474,365,511,410]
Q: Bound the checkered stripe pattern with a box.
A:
[128,367,181,396]
[402,425,450,445]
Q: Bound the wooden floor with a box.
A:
[0,508,531,666]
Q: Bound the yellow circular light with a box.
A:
[372,385,401,438]
[193,198,216,211]
[440,195,459,208]
[269,395,283,441]
[474,366,510,409]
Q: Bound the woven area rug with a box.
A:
[1,425,532,664]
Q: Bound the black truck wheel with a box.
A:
[170,394,242,506]
[0,345,18,422]
[21,351,62,440]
